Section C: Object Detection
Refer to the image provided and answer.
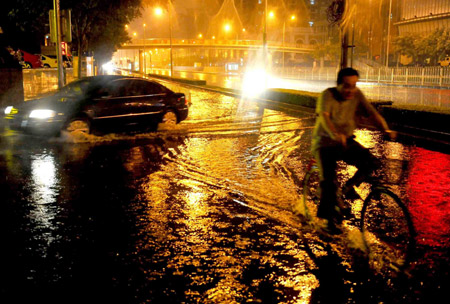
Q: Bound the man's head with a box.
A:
[337,68,359,100]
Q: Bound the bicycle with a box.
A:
[300,158,416,274]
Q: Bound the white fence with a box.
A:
[273,66,450,87]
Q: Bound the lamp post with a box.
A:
[385,0,393,67]
[282,15,295,72]
[143,23,146,75]
[155,3,173,78]
[53,0,64,87]
[168,4,173,78]
[149,50,153,73]
[263,0,268,49]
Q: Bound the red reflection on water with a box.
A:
[407,147,450,247]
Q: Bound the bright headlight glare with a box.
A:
[4,106,13,115]
[29,109,56,119]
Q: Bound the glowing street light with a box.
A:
[154,7,163,16]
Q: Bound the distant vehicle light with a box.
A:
[29,109,56,119]
[4,106,13,115]
[242,68,268,98]
[102,61,115,74]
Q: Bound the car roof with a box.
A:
[73,75,171,92]
[81,75,161,84]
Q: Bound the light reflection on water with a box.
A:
[49,88,449,300]
[353,129,450,249]
[406,147,450,248]
[2,83,449,301]
[126,103,321,301]
[29,153,60,249]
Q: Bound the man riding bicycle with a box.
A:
[312,67,395,233]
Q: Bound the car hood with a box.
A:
[15,94,80,113]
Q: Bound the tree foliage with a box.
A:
[0,1,51,52]
[393,29,450,66]
[0,0,143,65]
[63,0,142,66]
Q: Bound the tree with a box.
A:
[1,0,143,74]
[64,0,142,75]
[0,1,51,52]
[392,33,417,64]
[393,29,450,66]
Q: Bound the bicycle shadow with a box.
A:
[298,227,415,304]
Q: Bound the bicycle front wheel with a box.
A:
[301,166,320,221]
[360,187,415,274]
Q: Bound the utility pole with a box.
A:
[263,0,267,50]
[143,23,146,75]
[53,0,64,88]
[327,0,349,69]
[341,27,349,69]
[385,0,393,67]
[169,2,173,78]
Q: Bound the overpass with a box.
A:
[114,38,315,74]
[120,38,315,53]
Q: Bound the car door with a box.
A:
[90,79,138,128]
[125,79,169,125]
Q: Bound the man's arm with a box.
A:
[319,111,347,146]
[359,94,396,140]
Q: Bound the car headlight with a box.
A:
[4,106,14,115]
[29,109,56,119]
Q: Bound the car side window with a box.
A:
[142,81,168,95]
[109,79,133,97]
[122,80,164,96]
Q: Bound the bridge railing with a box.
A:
[127,38,314,50]
[272,66,450,87]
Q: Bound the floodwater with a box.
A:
[0,88,449,303]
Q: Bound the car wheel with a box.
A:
[66,118,91,134]
[161,110,177,125]
[23,62,32,69]
[44,64,50,68]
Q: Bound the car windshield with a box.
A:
[57,79,91,98]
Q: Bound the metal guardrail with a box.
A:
[22,68,75,100]
[272,66,450,87]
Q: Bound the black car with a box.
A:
[3,75,189,135]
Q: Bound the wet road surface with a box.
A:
[155,69,450,108]
[1,87,450,303]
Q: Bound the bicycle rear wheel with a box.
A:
[360,187,415,274]
[301,166,320,221]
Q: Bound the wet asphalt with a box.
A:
[0,86,449,303]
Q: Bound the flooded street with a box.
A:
[1,87,449,303]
